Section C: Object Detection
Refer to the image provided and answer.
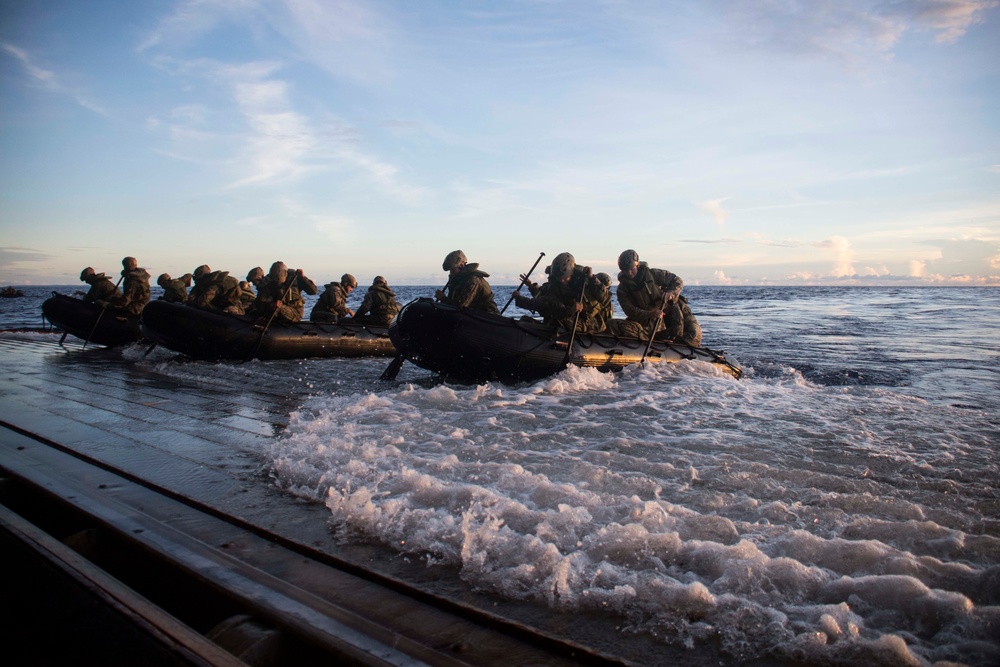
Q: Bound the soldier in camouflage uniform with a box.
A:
[435,250,499,314]
[110,256,151,316]
[238,281,256,311]
[616,249,701,346]
[157,273,192,303]
[79,267,122,304]
[254,261,307,323]
[354,276,399,325]
[512,252,591,331]
[310,274,357,323]
[188,264,245,316]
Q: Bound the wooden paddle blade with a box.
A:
[380,354,405,381]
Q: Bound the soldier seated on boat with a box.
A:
[188,264,245,316]
[157,273,192,303]
[254,261,308,324]
[354,276,399,325]
[512,252,599,332]
[616,249,702,346]
[109,256,151,316]
[78,267,122,305]
[435,250,499,314]
[310,273,357,323]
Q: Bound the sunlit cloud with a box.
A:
[908,259,927,277]
[905,0,999,42]
[816,235,856,277]
[697,198,730,226]
[722,0,997,70]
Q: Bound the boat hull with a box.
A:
[388,298,742,383]
[141,299,396,361]
[42,293,142,347]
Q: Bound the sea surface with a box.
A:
[2,285,999,666]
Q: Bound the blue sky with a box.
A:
[2,0,998,286]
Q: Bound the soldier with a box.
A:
[354,276,399,325]
[616,249,701,346]
[78,267,121,304]
[157,273,192,303]
[254,261,308,324]
[111,256,151,316]
[188,264,244,316]
[435,250,499,314]
[512,252,590,331]
[310,273,357,323]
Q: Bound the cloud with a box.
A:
[904,0,999,43]
[697,198,730,226]
[0,247,52,265]
[1,42,106,114]
[722,0,997,70]
[908,259,927,277]
[137,0,262,53]
[816,235,856,277]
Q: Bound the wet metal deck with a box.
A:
[0,337,633,666]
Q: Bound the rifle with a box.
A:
[244,270,298,362]
[499,252,545,315]
[563,271,589,367]
[640,291,671,364]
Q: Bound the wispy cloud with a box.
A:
[0,247,52,264]
[721,0,997,70]
[1,42,106,114]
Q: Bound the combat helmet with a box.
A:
[341,273,358,288]
[443,250,467,271]
[595,272,611,287]
[550,252,576,279]
[80,267,97,282]
[194,265,212,281]
[246,267,264,284]
[157,273,171,288]
[618,249,639,272]
[373,275,387,286]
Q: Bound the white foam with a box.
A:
[267,363,1000,664]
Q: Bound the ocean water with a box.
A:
[4,285,1000,665]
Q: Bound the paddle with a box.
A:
[380,279,449,381]
[244,270,298,362]
[563,271,589,367]
[499,251,546,315]
[82,274,124,349]
[640,291,671,364]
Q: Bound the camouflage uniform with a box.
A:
[617,260,701,346]
[80,268,121,304]
[189,266,245,316]
[238,282,256,311]
[582,272,614,334]
[354,277,399,325]
[112,259,151,316]
[437,250,499,314]
[158,273,191,303]
[254,263,304,323]
[311,282,352,323]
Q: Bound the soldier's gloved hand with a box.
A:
[434,289,446,301]
[512,292,530,307]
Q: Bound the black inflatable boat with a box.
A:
[42,292,143,347]
[141,299,396,361]
[387,297,742,383]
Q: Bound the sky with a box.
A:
[1,0,999,287]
